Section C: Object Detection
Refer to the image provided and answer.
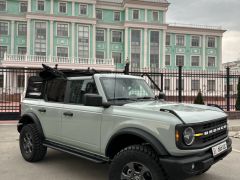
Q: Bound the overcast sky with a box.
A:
[166,0,240,63]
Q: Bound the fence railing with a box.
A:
[0,65,240,120]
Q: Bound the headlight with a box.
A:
[183,127,195,146]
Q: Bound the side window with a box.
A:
[45,79,66,102]
[67,79,98,105]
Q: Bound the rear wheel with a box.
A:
[109,145,167,180]
[19,124,47,162]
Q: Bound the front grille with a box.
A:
[176,117,228,150]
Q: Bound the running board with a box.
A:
[43,140,109,164]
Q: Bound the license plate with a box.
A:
[212,141,227,157]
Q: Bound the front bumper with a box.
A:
[160,138,232,180]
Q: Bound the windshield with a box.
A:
[100,77,155,101]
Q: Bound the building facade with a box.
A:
[0,0,225,71]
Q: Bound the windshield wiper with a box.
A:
[137,96,155,100]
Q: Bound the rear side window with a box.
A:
[45,79,66,102]
[66,79,98,105]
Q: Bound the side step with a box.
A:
[43,140,109,164]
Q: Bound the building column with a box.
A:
[24,69,28,92]
[202,35,206,70]
[93,3,96,18]
[71,22,75,63]
[145,9,147,22]
[11,21,14,54]
[28,0,31,12]
[27,19,31,55]
[50,21,53,59]
[143,28,147,68]
[162,30,166,69]
[125,7,129,21]
[219,37,222,69]
[50,0,54,14]
[124,27,129,62]
[72,1,75,16]
[92,24,96,63]
[107,28,110,59]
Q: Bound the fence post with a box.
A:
[124,61,129,75]
[160,73,163,92]
[178,66,182,103]
[226,67,230,111]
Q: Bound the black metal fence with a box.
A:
[0,66,239,120]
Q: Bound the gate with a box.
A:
[0,67,40,120]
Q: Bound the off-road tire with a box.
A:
[19,124,47,162]
[109,145,167,180]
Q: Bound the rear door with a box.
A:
[39,78,67,142]
[61,77,103,153]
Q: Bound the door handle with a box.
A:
[63,112,73,117]
[38,108,46,113]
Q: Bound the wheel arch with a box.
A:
[105,128,169,159]
[17,113,44,138]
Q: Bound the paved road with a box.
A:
[0,125,239,180]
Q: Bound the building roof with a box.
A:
[98,0,169,4]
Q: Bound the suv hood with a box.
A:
[123,101,227,124]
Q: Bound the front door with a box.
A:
[61,78,103,153]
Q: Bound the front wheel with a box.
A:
[19,124,47,162]
[109,145,167,180]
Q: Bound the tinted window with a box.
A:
[46,79,66,102]
[66,79,98,105]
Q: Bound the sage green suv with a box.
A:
[17,66,232,180]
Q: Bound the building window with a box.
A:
[150,31,159,68]
[114,11,120,21]
[166,34,170,46]
[165,55,170,66]
[208,57,216,67]
[176,79,184,90]
[176,55,184,66]
[57,47,68,57]
[59,2,67,13]
[133,9,139,20]
[78,25,89,58]
[96,29,104,42]
[191,36,200,47]
[207,80,216,91]
[79,4,87,15]
[112,31,122,43]
[96,51,104,59]
[164,79,170,90]
[18,23,27,36]
[37,1,44,11]
[18,47,27,55]
[96,9,102,20]
[35,22,47,56]
[208,37,215,48]
[0,75,3,88]
[57,23,68,37]
[112,52,122,64]
[0,22,8,35]
[176,35,185,46]
[0,46,7,60]
[20,1,28,12]
[0,1,6,11]
[131,30,141,68]
[17,75,25,88]
[191,80,200,91]
[153,11,158,21]
[191,56,200,66]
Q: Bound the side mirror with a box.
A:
[158,92,166,100]
[83,94,103,107]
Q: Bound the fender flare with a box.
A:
[106,127,169,156]
[17,112,44,138]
